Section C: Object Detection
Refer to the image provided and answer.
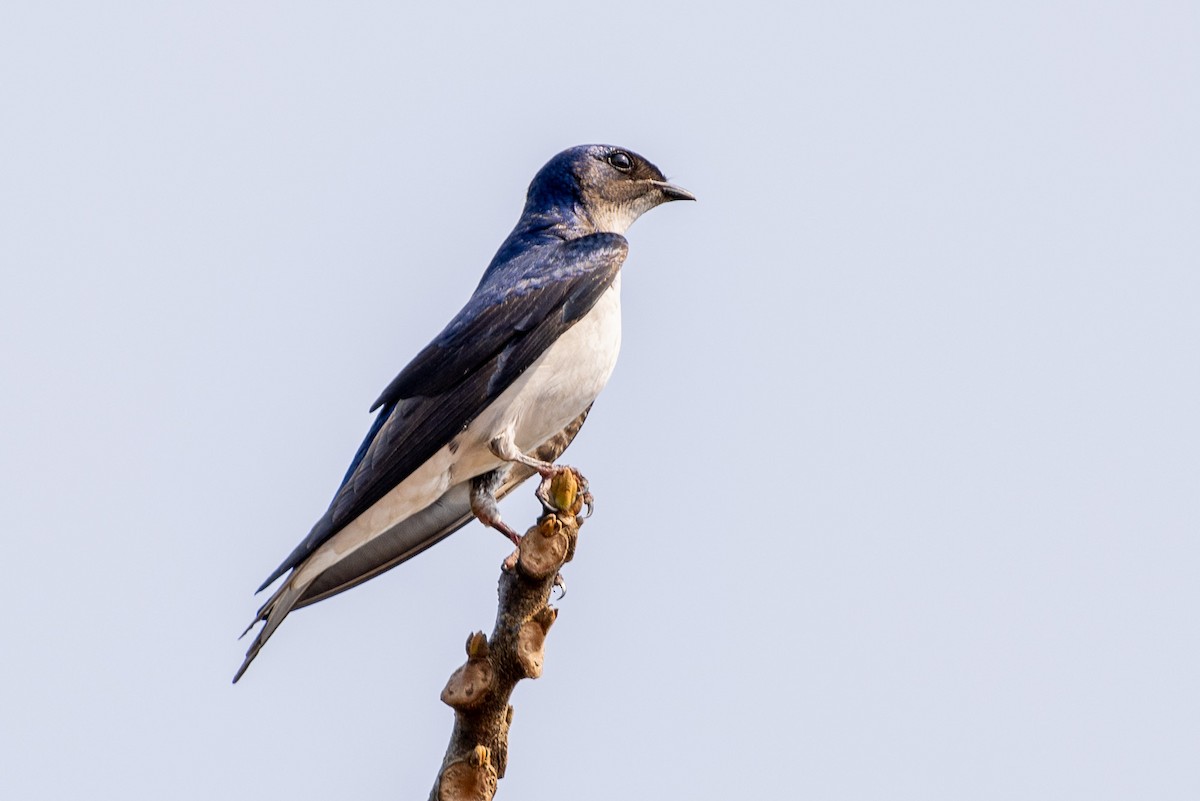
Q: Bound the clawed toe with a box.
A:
[533,470,558,509]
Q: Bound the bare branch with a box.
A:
[430,472,587,801]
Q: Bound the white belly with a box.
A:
[295,276,622,582]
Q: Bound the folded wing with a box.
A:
[235,234,627,682]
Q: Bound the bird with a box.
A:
[233,145,693,682]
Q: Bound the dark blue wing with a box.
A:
[369,233,625,407]
[257,232,627,591]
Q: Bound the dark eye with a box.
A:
[607,151,633,172]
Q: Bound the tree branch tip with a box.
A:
[432,463,593,798]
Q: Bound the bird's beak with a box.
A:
[649,180,696,202]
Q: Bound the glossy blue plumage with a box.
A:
[237,144,691,682]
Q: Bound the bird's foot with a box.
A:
[482,512,523,549]
[499,520,523,547]
[552,572,567,600]
[535,466,592,518]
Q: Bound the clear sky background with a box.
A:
[2,2,1197,799]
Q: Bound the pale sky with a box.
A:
[2,2,1197,799]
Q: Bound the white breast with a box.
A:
[505,273,623,451]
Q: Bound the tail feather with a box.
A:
[233,578,310,683]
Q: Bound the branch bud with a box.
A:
[437,745,498,801]
[441,632,495,710]
[516,606,558,678]
[516,515,569,579]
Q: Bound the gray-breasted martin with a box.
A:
[235,144,693,681]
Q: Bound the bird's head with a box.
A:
[525,144,695,234]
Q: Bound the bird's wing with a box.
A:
[255,233,628,592]
[369,235,625,407]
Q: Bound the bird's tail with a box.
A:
[233,576,310,683]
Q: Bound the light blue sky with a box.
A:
[2,2,1197,799]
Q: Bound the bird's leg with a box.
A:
[470,469,521,547]
[488,433,556,476]
[488,434,593,516]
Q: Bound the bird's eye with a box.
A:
[607,151,633,172]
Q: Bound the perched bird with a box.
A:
[235,144,693,682]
